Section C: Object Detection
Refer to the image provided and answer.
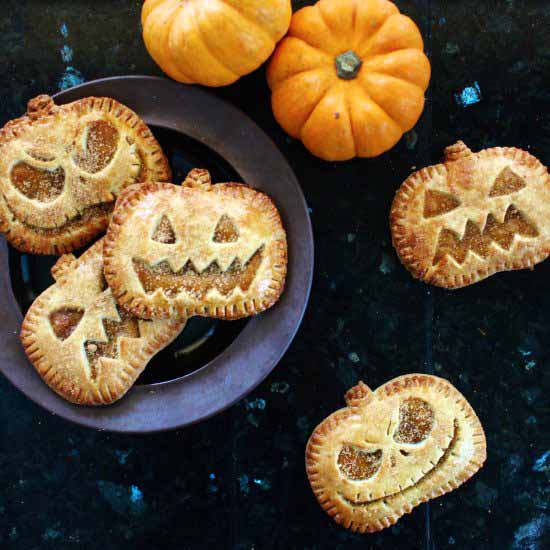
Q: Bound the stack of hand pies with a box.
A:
[0,95,287,405]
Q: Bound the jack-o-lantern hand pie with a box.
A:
[306,375,486,533]
[0,95,171,255]
[103,169,288,320]
[20,239,186,405]
[391,142,550,288]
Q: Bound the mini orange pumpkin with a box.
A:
[142,0,292,87]
[267,0,431,161]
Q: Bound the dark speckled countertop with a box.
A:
[0,1,549,549]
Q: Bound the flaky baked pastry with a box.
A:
[306,374,486,533]
[0,95,171,254]
[20,239,185,405]
[391,142,550,288]
[104,169,287,320]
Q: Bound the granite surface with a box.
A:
[0,1,549,548]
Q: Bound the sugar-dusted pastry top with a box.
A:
[20,239,185,405]
[104,169,288,320]
[391,142,550,288]
[0,95,171,254]
[306,374,486,533]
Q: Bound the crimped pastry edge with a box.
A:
[390,146,550,288]
[305,374,487,533]
[0,95,171,255]
[103,181,288,321]
[19,241,185,405]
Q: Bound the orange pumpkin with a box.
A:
[267,0,431,161]
[142,0,292,87]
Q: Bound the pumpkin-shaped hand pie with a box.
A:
[267,0,430,161]
[104,169,288,320]
[306,375,486,533]
[0,95,171,254]
[20,239,185,405]
[391,142,550,288]
[141,0,292,87]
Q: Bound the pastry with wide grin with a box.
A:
[0,94,171,254]
[391,141,550,288]
[20,239,185,405]
[104,169,288,320]
[306,374,486,533]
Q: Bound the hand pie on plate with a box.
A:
[20,239,185,405]
[391,142,550,288]
[0,95,170,254]
[104,169,288,320]
[306,374,486,533]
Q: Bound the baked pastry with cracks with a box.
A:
[391,141,550,288]
[0,94,171,255]
[20,239,185,405]
[306,374,486,533]
[104,169,288,320]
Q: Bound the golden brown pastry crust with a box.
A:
[306,374,486,533]
[103,170,287,320]
[20,239,185,405]
[391,142,550,288]
[0,95,171,255]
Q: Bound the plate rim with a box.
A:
[0,75,314,433]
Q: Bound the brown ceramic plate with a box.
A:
[0,76,313,433]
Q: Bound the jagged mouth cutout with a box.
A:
[423,166,539,266]
[132,213,264,299]
[49,302,141,384]
[336,397,458,506]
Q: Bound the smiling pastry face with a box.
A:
[391,142,550,288]
[104,170,288,320]
[0,95,171,254]
[20,239,186,405]
[306,375,486,533]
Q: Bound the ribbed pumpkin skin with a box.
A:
[267,0,431,161]
[142,0,292,87]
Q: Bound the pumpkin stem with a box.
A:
[335,50,363,80]
[444,141,473,162]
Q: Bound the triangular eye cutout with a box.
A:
[49,308,84,341]
[489,166,527,197]
[213,214,239,243]
[152,215,176,244]
[423,190,461,218]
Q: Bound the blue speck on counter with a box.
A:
[246,413,259,427]
[448,536,456,545]
[130,485,143,503]
[439,16,447,25]
[455,82,482,107]
[246,398,266,411]
[58,67,85,91]
[60,45,73,63]
[252,478,271,491]
[114,449,132,465]
[97,481,146,516]
[513,515,550,550]
[238,474,249,495]
[525,360,536,371]
[519,347,532,357]
[526,415,537,425]
[347,233,356,243]
[405,130,418,150]
[208,473,218,494]
[42,527,62,541]
[348,352,360,363]
[60,23,69,38]
[533,451,550,473]
[270,381,290,394]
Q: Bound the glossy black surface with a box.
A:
[0,1,549,548]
